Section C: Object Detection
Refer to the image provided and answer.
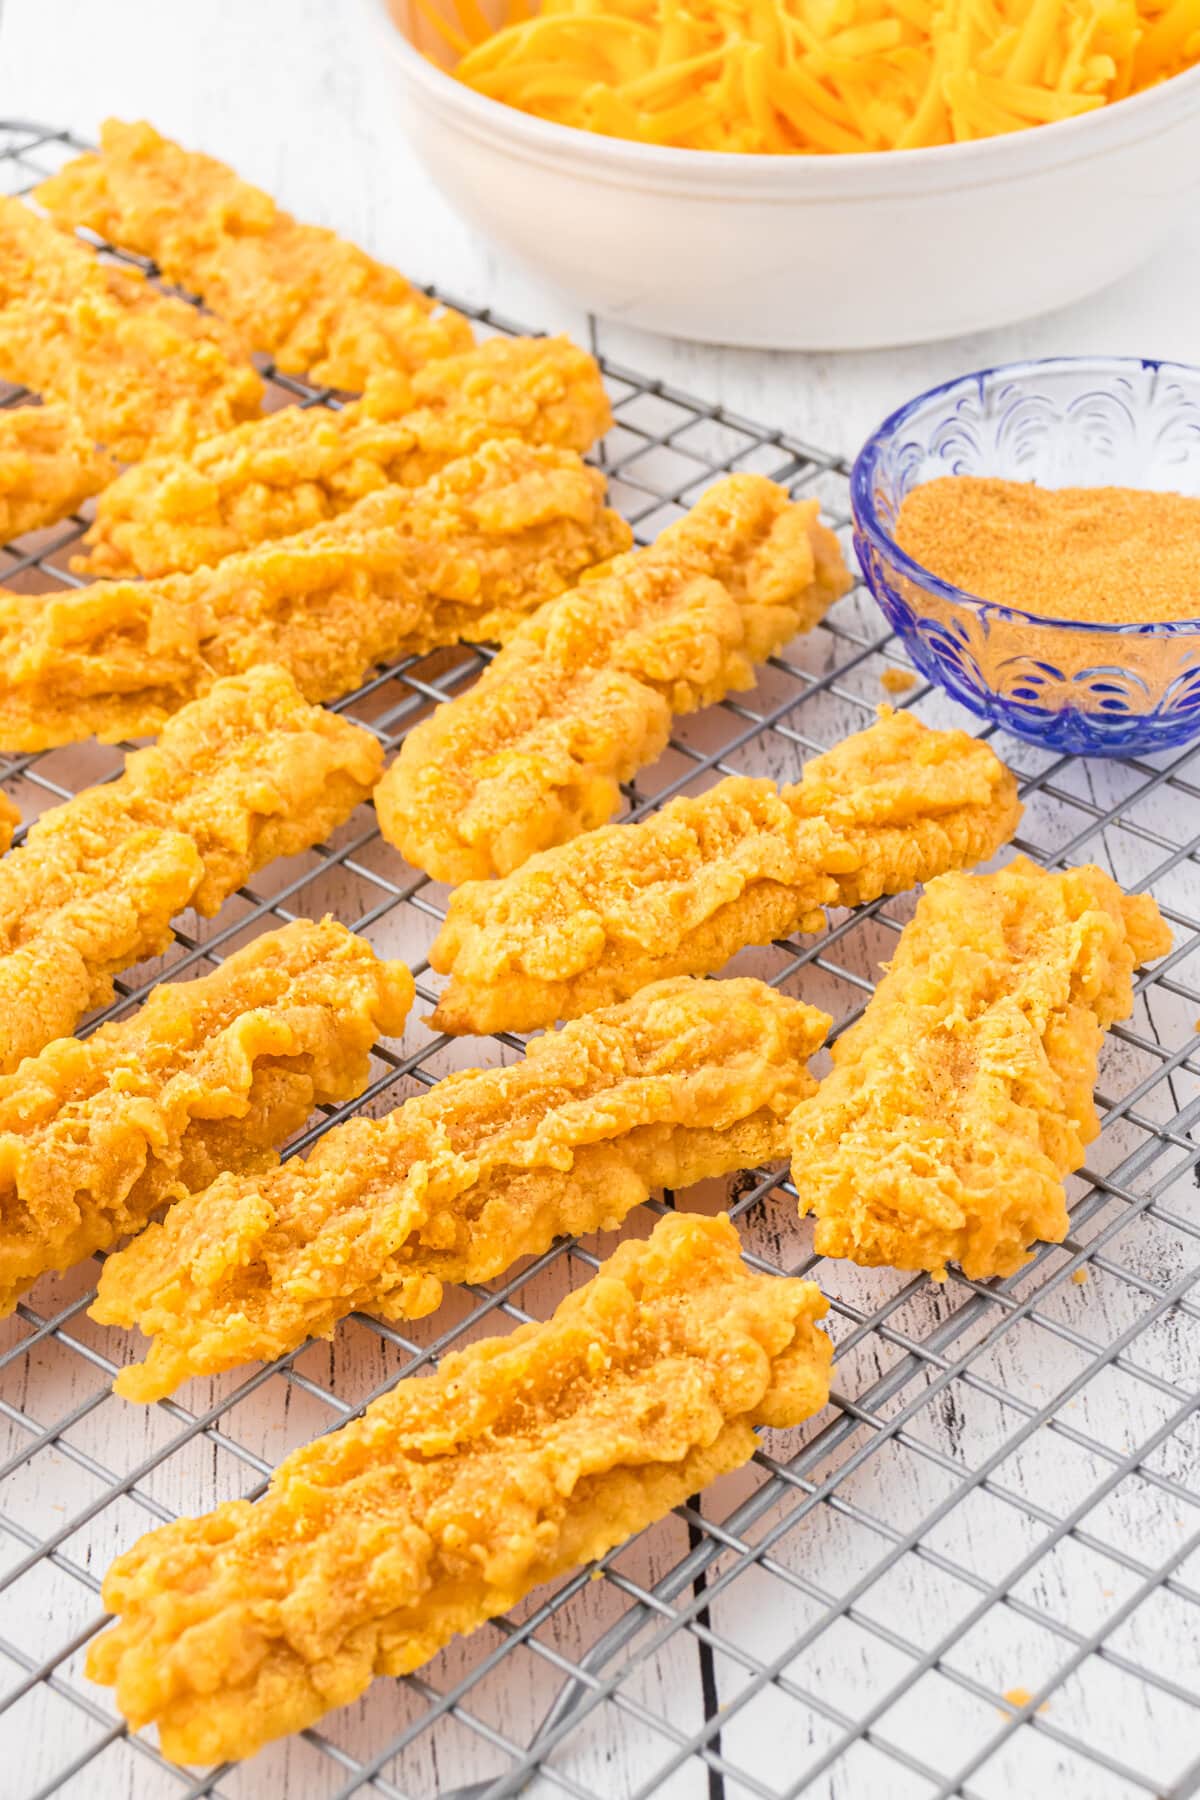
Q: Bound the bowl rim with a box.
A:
[363,0,1200,187]
[849,354,1200,639]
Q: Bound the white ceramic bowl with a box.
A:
[361,0,1200,350]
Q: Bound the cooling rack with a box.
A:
[0,119,1197,1800]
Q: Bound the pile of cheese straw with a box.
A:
[424,0,1200,152]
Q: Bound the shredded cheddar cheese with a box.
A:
[432,0,1200,152]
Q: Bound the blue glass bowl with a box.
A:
[851,357,1200,757]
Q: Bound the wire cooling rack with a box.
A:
[0,120,1197,1800]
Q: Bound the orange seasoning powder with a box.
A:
[894,477,1200,625]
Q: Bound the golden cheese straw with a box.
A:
[0,196,261,461]
[788,858,1172,1280]
[78,334,614,578]
[0,403,111,542]
[38,118,473,387]
[0,920,413,1317]
[87,1211,832,1765]
[0,440,630,751]
[95,974,828,1401]
[429,707,1022,1035]
[375,473,851,883]
[0,665,382,1073]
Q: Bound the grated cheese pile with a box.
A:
[430,0,1200,153]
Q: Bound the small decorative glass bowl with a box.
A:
[850,356,1200,757]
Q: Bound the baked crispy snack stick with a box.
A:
[79,335,613,578]
[0,919,413,1318]
[788,858,1172,1281]
[95,974,828,1401]
[0,198,262,461]
[0,665,381,1073]
[0,402,112,540]
[88,1210,831,1764]
[429,708,1022,1035]
[376,474,851,882]
[39,119,473,388]
[379,471,849,878]
[0,440,630,751]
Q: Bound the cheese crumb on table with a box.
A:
[1002,1687,1049,1713]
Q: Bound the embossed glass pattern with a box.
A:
[852,356,1200,755]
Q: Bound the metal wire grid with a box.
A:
[0,119,1194,1800]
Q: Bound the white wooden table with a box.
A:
[0,7,1198,1800]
